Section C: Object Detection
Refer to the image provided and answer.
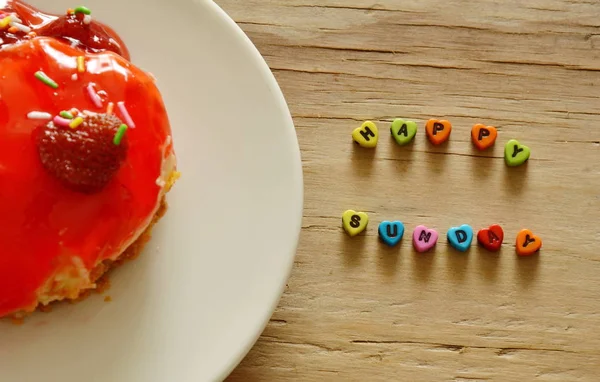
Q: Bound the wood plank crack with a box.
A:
[350,340,578,354]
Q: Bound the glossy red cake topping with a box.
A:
[0,1,175,317]
[0,1,129,57]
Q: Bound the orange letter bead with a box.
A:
[516,229,542,256]
[425,119,452,145]
[471,124,498,151]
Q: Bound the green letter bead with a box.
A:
[504,139,531,167]
[390,118,417,146]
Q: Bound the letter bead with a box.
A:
[425,119,452,145]
[342,210,369,237]
[516,229,542,256]
[477,225,504,252]
[352,121,379,148]
[471,124,498,151]
[378,221,405,247]
[504,139,530,167]
[447,224,474,252]
[412,225,438,253]
[390,119,417,146]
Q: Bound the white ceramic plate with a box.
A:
[0,1,303,381]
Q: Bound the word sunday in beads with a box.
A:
[341,211,541,256]
[352,119,531,167]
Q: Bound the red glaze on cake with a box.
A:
[0,1,177,318]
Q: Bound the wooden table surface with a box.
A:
[218,1,600,380]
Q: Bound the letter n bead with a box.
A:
[412,225,438,253]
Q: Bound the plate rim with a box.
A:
[205,1,304,380]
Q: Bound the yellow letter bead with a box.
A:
[352,121,378,148]
[342,210,369,237]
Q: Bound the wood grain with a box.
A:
[218,1,600,380]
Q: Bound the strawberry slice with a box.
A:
[35,113,129,194]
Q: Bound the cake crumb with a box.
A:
[39,304,52,313]
[104,296,112,302]
[11,316,24,325]
[166,171,181,191]
[95,276,111,294]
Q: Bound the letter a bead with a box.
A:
[352,121,379,148]
[477,224,504,252]
[390,119,417,146]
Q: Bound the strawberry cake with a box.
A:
[0,1,178,319]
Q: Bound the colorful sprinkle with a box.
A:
[69,117,84,129]
[106,102,114,115]
[67,8,75,15]
[71,73,78,81]
[74,6,91,15]
[86,83,103,108]
[10,22,31,33]
[83,15,92,25]
[60,111,74,119]
[34,71,59,89]
[77,56,85,73]
[7,26,17,33]
[166,171,181,190]
[27,111,52,120]
[53,116,72,128]
[117,101,135,128]
[113,124,128,145]
[0,16,12,29]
